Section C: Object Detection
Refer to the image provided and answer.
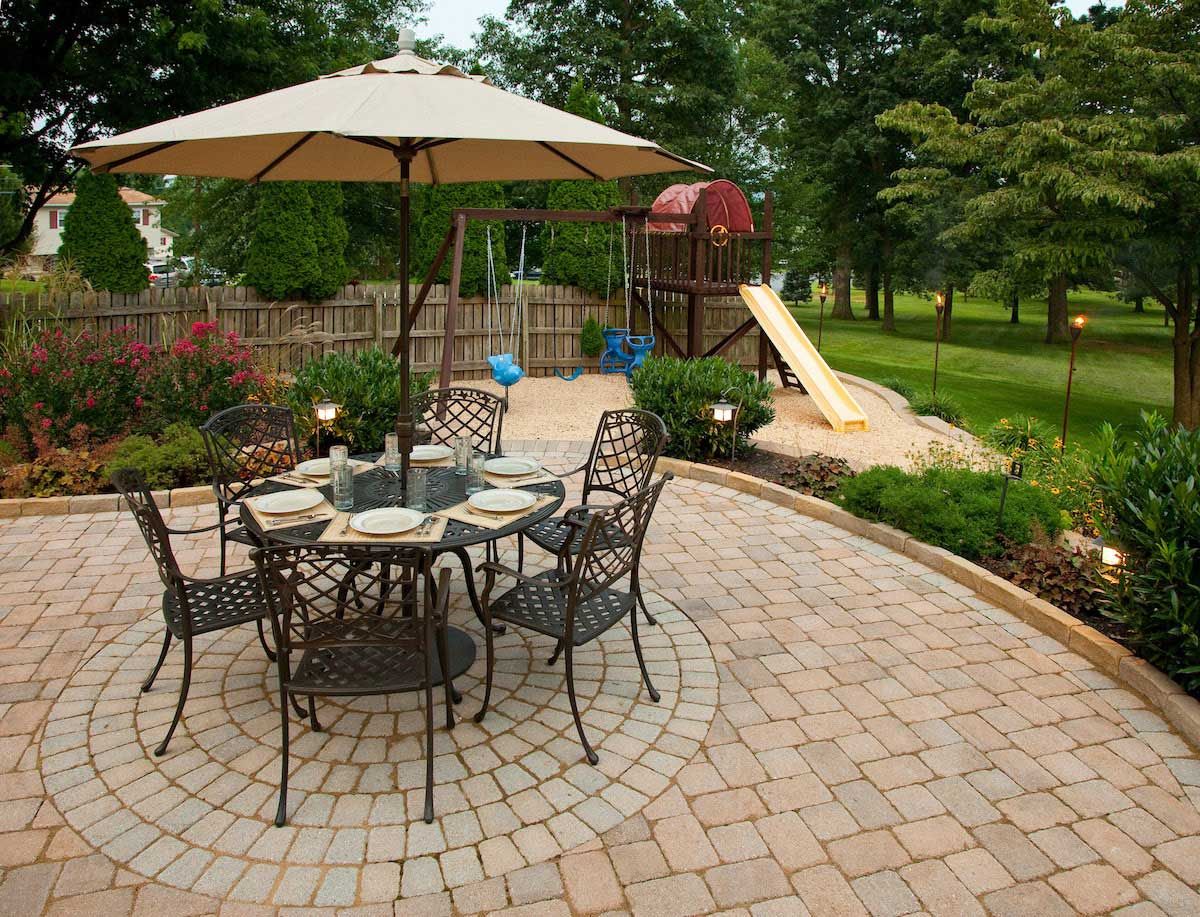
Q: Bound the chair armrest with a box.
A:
[476,561,550,589]
[164,519,224,536]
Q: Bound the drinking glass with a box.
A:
[466,450,487,495]
[384,432,401,472]
[454,435,472,475]
[330,446,354,511]
[407,468,429,511]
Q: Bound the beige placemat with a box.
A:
[317,512,448,544]
[246,494,337,531]
[483,470,560,488]
[437,494,557,531]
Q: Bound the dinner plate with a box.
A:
[296,458,368,477]
[349,507,424,535]
[252,489,324,514]
[483,456,541,476]
[411,444,454,462]
[467,489,537,513]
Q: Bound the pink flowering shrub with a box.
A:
[0,321,267,450]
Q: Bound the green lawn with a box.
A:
[0,278,45,294]
[787,288,1173,448]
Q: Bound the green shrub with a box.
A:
[580,316,604,358]
[245,182,320,300]
[780,453,856,498]
[58,171,148,293]
[629,355,774,461]
[289,348,433,453]
[879,377,915,400]
[836,464,1062,560]
[307,183,350,301]
[985,414,1058,455]
[105,423,210,491]
[1093,413,1200,693]
[909,390,967,428]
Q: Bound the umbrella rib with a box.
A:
[425,146,440,185]
[412,138,457,153]
[538,142,601,180]
[92,141,181,173]
[252,132,318,182]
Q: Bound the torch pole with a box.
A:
[1061,335,1079,454]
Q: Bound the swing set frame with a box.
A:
[391,188,794,387]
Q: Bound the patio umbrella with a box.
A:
[71,28,707,481]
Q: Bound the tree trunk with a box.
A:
[1172,266,1199,430]
[1009,291,1020,324]
[942,285,955,340]
[1046,274,1069,343]
[1133,296,1145,314]
[832,243,854,319]
[882,271,896,332]
[865,266,880,321]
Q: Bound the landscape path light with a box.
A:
[709,388,744,461]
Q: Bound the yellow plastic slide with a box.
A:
[739,283,870,433]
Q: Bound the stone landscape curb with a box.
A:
[655,454,1200,752]
[0,483,214,517]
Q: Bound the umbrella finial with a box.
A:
[397,28,416,53]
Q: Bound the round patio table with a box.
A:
[240,459,566,684]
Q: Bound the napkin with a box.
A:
[317,511,448,544]
[482,470,560,488]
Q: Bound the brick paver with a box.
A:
[0,440,1197,914]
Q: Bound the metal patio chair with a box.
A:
[252,544,453,826]
[112,468,273,757]
[519,409,667,627]
[200,403,301,577]
[474,474,672,765]
[409,386,506,454]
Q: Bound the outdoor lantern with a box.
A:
[710,398,738,424]
[1093,537,1126,569]
[315,401,340,423]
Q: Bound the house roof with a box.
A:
[44,187,165,207]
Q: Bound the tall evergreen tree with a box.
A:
[308,182,350,300]
[412,183,508,297]
[244,182,319,300]
[541,79,621,294]
[58,171,148,292]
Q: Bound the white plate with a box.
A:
[411,444,454,462]
[483,456,541,476]
[349,507,424,535]
[468,489,537,513]
[296,458,367,477]
[252,489,324,514]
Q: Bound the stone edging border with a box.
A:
[655,454,1200,751]
[0,483,214,517]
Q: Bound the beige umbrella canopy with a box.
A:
[70,29,706,479]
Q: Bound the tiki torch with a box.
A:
[1060,315,1086,453]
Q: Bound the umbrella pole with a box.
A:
[397,151,413,493]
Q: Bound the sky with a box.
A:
[421,0,1107,51]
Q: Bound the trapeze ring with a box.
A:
[710,224,730,247]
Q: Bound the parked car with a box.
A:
[146,261,180,288]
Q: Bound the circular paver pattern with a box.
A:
[40,581,714,904]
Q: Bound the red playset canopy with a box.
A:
[649,179,755,233]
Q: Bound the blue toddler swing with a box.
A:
[485,226,526,395]
[599,215,656,379]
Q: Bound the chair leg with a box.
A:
[435,618,455,729]
[275,690,290,827]
[256,618,277,662]
[565,643,598,766]
[423,654,435,824]
[547,638,564,667]
[218,518,228,577]
[142,630,172,693]
[307,695,321,732]
[154,636,192,757]
[475,608,495,725]
[637,584,658,627]
[631,605,661,703]
[517,532,525,573]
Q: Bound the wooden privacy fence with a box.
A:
[0,283,764,379]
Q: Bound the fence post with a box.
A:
[374,291,384,349]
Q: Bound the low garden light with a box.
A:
[817,282,828,352]
[314,399,341,458]
[932,292,946,395]
[995,458,1024,532]
[709,388,744,461]
[1095,538,1126,569]
[1060,314,1086,453]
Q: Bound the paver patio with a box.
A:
[1,440,1198,916]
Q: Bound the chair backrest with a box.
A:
[410,387,506,454]
[581,409,668,502]
[200,404,299,501]
[571,473,672,604]
[111,468,185,598]
[252,544,430,665]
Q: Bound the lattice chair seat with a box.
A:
[162,571,267,638]
[524,511,632,559]
[488,570,636,646]
[289,617,427,696]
